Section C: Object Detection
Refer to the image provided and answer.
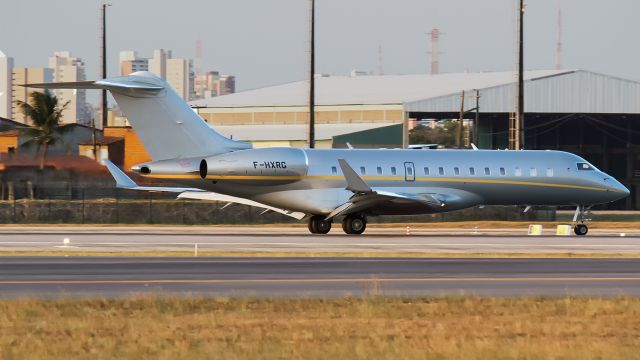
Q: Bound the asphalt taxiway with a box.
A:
[2,257,640,298]
[0,226,639,254]
[1,226,639,298]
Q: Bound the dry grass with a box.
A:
[1,296,640,359]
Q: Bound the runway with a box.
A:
[2,257,640,298]
[0,226,638,253]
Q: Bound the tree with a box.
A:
[16,91,70,170]
[409,120,464,147]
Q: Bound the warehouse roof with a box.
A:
[190,70,570,108]
[211,123,397,141]
[191,70,640,114]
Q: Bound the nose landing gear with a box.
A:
[572,205,591,236]
[574,223,588,236]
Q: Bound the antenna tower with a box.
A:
[427,28,442,74]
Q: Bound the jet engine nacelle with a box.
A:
[131,157,200,175]
[200,147,308,183]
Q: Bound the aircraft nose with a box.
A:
[618,183,631,197]
[605,178,630,199]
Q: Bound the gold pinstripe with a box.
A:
[140,173,611,192]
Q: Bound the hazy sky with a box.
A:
[1,0,639,104]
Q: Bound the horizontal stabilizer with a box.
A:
[24,78,164,95]
[103,160,204,193]
[21,81,100,90]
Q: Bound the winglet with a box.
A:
[103,159,137,189]
[337,159,372,193]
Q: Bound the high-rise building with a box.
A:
[121,59,149,75]
[0,50,13,119]
[148,49,171,80]
[120,49,210,101]
[166,58,194,101]
[119,50,148,76]
[196,71,236,98]
[11,67,53,125]
[48,51,91,125]
[119,50,137,63]
[216,75,236,96]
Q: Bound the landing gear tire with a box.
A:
[574,224,588,236]
[308,215,331,234]
[342,214,367,235]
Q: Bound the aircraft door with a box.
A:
[404,162,415,182]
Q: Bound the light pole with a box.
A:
[100,2,111,129]
[308,0,315,148]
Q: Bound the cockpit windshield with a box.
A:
[577,162,595,171]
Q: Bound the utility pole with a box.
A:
[516,0,525,149]
[100,2,110,128]
[308,0,316,148]
[555,7,562,70]
[91,117,98,161]
[457,91,465,148]
[473,89,480,146]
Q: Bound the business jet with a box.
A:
[29,72,629,235]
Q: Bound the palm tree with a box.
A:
[16,91,70,170]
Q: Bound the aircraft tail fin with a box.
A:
[26,72,251,162]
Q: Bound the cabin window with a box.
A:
[391,167,397,175]
[377,166,383,175]
[546,168,554,177]
[499,167,506,176]
[530,168,538,177]
[407,167,413,176]
[331,166,337,175]
[484,167,490,176]
[438,167,444,176]
[360,166,366,175]
[454,167,460,175]
[469,167,475,176]
[423,167,430,175]
[515,167,522,176]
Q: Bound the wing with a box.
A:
[103,160,306,220]
[326,159,448,220]
[177,192,306,220]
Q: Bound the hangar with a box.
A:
[190,69,640,209]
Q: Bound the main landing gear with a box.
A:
[307,214,367,235]
[573,205,590,236]
[342,214,367,235]
[308,215,332,234]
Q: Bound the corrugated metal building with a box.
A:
[191,69,640,209]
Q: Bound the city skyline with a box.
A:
[0,0,639,106]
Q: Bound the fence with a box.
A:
[0,187,556,225]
